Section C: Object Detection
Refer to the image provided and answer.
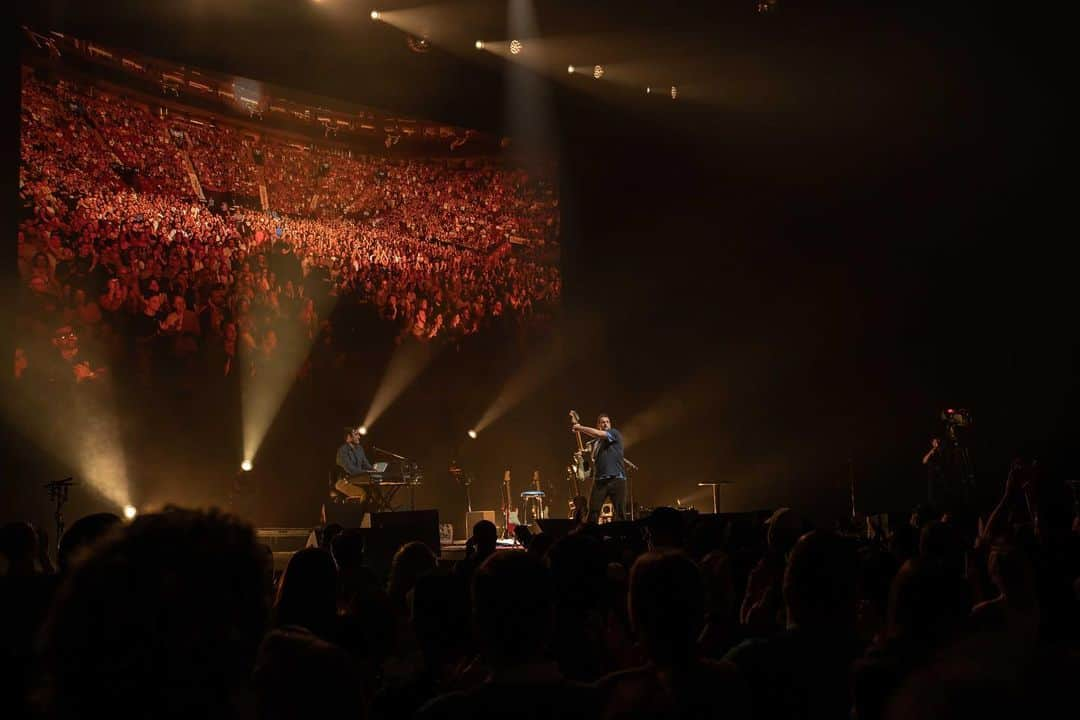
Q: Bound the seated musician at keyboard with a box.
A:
[334,427,372,499]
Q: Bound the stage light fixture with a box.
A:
[646,86,651,94]
[671,85,678,100]
[593,65,605,79]
[241,460,253,472]
[567,65,575,74]
[123,505,137,520]
[370,10,381,21]
[475,40,485,50]
[358,426,368,436]
[509,39,522,55]
[467,429,478,439]
[407,36,431,53]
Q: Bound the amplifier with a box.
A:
[255,527,318,572]
[465,510,497,539]
[254,527,318,552]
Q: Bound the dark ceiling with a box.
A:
[14,1,1041,139]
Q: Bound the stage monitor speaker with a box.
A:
[535,518,580,541]
[372,510,441,557]
[364,510,441,582]
[465,510,497,539]
[601,520,642,539]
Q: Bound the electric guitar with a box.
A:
[500,468,520,538]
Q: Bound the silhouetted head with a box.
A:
[527,531,555,560]
[765,507,804,557]
[57,512,121,573]
[320,523,344,550]
[920,520,965,576]
[472,520,498,556]
[330,528,365,573]
[40,508,269,720]
[645,506,685,550]
[254,627,364,720]
[987,544,1036,607]
[387,541,437,606]
[412,573,471,666]
[472,552,552,666]
[0,521,40,576]
[887,557,971,648]
[701,550,735,617]
[275,547,338,638]
[783,530,858,632]
[546,531,608,610]
[629,551,705,668]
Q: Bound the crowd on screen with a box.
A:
[2,460,1077,719]
[16,73,560,385]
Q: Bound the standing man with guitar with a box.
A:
[571,413,627,522]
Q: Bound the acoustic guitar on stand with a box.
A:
[500,468,521,539]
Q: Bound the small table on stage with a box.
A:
[697,481,734,514]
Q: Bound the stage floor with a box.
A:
[269,537,522,571]
[437,538,523,562]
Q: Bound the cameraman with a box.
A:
[922,437,948,516]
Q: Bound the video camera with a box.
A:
[940,408,972,428]
[940,408,974,448]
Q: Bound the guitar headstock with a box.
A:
[569,409,580,425]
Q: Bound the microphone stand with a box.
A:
[373,446,407,461]
[44,478,76,554]
[849,457,856,522]
[450,464,472,513]
[624,459,639,521]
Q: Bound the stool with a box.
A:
[520,490,546,523]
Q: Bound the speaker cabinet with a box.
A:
[465,510,497,539]
[363,510,441,581]
[371,510,441,556]
[535,518,580,541]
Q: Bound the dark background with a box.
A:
[3,1,1074,532]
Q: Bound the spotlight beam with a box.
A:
[241,235,342,468]
[371,2,502,54]
[621,367,722,450]
[362,340,439,431]
[241,318,321,469]
[473,335,567,433]
[472,310,607,434]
